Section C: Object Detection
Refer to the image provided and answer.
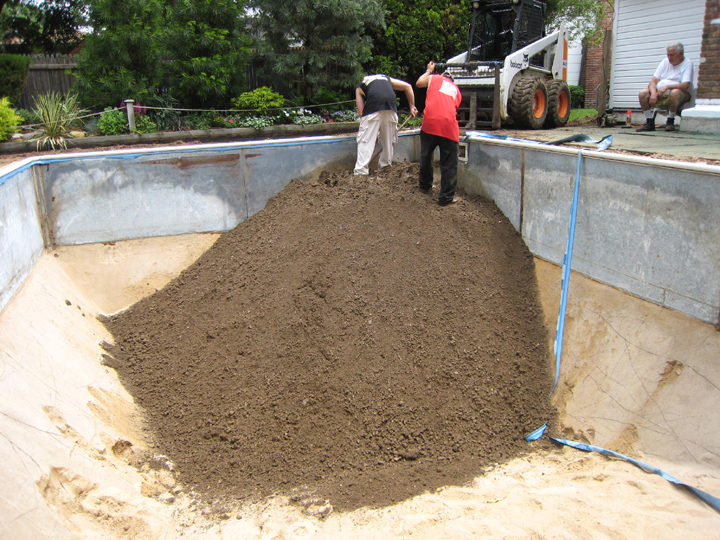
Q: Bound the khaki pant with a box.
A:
[656,89,691,110]
[354,110,398,175]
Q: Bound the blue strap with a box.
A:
[524,424,720,513]
[550,149,583,396]
[550,437,720,513]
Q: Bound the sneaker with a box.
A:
[419,185,432,193]
[438,197,457,206]
[636,122,655,132]
[665,119,676,132]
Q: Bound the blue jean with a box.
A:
[419,130,458,204]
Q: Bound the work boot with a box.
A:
[665,117,676,132]
[636,120,655,132]
[438,196,457,206]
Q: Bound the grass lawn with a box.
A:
[569,108,597,122]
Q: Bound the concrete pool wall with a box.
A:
[1,132,719,538]
[2,132,718,325]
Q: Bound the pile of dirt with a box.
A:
[101,161,557,513]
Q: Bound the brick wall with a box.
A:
[580,45,605,108]
[697,0,720,99]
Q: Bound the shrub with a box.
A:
[134,115,157,134]
[569,85,585,109]
[329,110,358,122]
[0,54,33,106]
[0,97,23,142]
[14,108,39,127]
[218,114,275,130]
[232,87,285,114]
[31,92,85,149]
[399,113,422,128]
[97,107,157,135]
[146,94,182,131]
[311,86,348,109]
[98,108,129,135]
[292,113,323,125]
[181,111,216,130]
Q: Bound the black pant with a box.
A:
[419,130,458,204]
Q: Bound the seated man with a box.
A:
[637,42,693,132]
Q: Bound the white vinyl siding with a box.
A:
[609,0,704,111]
[567,42,582,86]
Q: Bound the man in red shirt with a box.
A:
[416,61,462,206]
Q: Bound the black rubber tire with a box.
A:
[545,80,572,128]
[507,77,548,129]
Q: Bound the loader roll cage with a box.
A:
[467,0,547,63]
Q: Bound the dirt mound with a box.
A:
[101,161,557,512]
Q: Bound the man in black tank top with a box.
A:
[354,74,417,175]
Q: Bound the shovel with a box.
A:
[370,114,414,164]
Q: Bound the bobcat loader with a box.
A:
[436,0,570,129]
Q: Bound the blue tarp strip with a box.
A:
[524,425,720,512]
[546,133,614,150]
[465,131,613,152]
[551,148,583,396]
[551,437,720,513]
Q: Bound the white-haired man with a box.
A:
[636,42,693,132]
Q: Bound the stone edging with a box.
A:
[0,122,361,155]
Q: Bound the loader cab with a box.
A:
[467,0,547,63]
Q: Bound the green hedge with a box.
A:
[569,85,585,109]
[0,55,33,106]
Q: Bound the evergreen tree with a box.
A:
[0,0,87,54]
[248,0,384,101]
[74,0,164,108]
[164,0,251,109]
[545,0,612,45]
[366,0,471,83]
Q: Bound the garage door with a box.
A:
[609,0,704,111]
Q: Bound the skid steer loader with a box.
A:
[435,0,570,129]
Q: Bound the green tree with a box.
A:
[545,0,613,45]
[164,0,251,109]
[0,0,87,54]
[73,0,165,109]
[366,1,471,83]
[248,0,384,101]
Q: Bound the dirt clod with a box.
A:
[101,161,557,512]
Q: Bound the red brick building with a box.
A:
[579,8,614,109]
[696,0,720,100]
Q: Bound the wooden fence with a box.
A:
[19,54,77,110]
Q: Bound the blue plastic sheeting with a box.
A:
[524,423,548,442]
[546,133,613,150]
[0,135,359,188]
[465,131,613,152]
[465,131,546,145]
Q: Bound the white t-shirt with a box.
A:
[653,57,694,92]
